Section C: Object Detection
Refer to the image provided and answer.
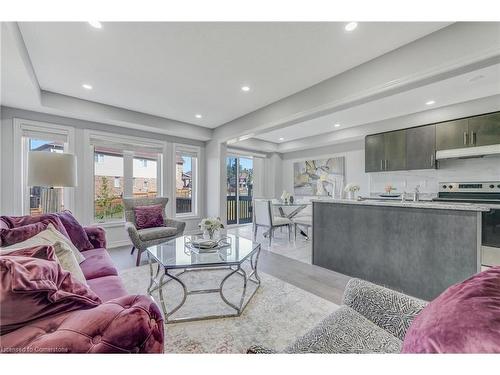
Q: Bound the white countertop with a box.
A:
[312,198,491,212]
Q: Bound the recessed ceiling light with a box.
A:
[334,123,341,128]
[241,86,250,92]
[279,137,285,141]
[425,100,436,106]
[195,114,202,119]
[345,22,358,32]
[88,21,102,29]
[82,83,93,90]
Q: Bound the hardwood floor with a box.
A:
[108,225,351,305]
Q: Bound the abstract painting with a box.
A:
[293,157,345,197]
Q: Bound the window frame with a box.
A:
[173,143,200,219]
[85,130,165,226]
[13,118,75,215]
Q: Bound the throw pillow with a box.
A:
[1,224,85,264]
[56,210,93,251]
[402,266,500,353]
[134,204,165,230]
[0,246,101,335]
[0,214,71,240]
[1,225,87,284]
[0,222,46,247]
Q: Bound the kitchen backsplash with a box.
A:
[369,154,500,197]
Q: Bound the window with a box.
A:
[94,153,104,163]
[94,147,124,222]
[28,139,65,215]
[88,131,164,224]
[175,146,198,216]
[133,153,158,198]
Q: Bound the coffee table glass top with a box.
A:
[146,234,260,269]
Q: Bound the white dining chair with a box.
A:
[253,199,293,247]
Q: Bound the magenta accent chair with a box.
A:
[1,218,164,354]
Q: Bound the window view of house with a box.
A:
[176,153,194,214]
[28,139,64,215]
[133,154,158,198]
[94,147,124,222]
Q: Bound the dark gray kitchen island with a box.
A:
[312,199,489,300]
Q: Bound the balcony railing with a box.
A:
[227,195,252,225]
[176,197,192,214]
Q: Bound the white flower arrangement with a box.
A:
[280,190,291,201]
[344,183,360,193]
[199,217,224,232]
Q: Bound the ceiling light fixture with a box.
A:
[82,83,93,90]
[195,114,202,119]
[425,100,436,106]
[241,86,250,92]
[279,137,285,141]
[334,123,341,128]
[345,22,358,32]
[88,21,102,29]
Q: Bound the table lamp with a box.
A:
[27,152,77,213]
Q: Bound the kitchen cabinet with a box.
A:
[365,130,406,172]
[406,124,436,170]
[384,130,406,171]
[365,133,385,172]
[435,119,469,151]
[468,113,500,147]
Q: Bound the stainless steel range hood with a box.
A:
[436,144,500,160]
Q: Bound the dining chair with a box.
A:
[253,199,293,247]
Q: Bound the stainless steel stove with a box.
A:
[434,181,500,266]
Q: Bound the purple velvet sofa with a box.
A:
[0,214,164,354]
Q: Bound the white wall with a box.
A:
[281,140,369,199]
[1,106,206,248]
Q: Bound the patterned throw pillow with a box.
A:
[134,204,165,230]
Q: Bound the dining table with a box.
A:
[262,201,311,239]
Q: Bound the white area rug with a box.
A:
[120,265,337,353]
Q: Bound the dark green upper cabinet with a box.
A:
[435,119,469,151]
[468,113,500,147]
[365,133,385,172]
[406,124,436,170]
[384,130,406,171]
[365,131,406,172]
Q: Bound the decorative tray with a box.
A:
[379,193,401,198]
[184,236,232,253]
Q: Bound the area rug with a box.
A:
[120,265,338,353]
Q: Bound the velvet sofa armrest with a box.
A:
[84,226,107,249]
[0,295,164,354]
[342,278,428,341]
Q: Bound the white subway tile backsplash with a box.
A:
[369,154,500,195]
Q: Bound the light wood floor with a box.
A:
[108,225,351,305]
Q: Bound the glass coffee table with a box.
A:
[145,234,261,324]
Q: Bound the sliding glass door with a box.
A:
[226,156,253,225]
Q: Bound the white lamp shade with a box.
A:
[28,152,77,187]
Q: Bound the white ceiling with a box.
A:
[17,22,450,128]
[254,63,500,143]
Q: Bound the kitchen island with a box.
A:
[312,199,489,300]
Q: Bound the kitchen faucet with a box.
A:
[413,185,420,202]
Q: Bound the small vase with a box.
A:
[206,229,216,240]
[347,191,356,200]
